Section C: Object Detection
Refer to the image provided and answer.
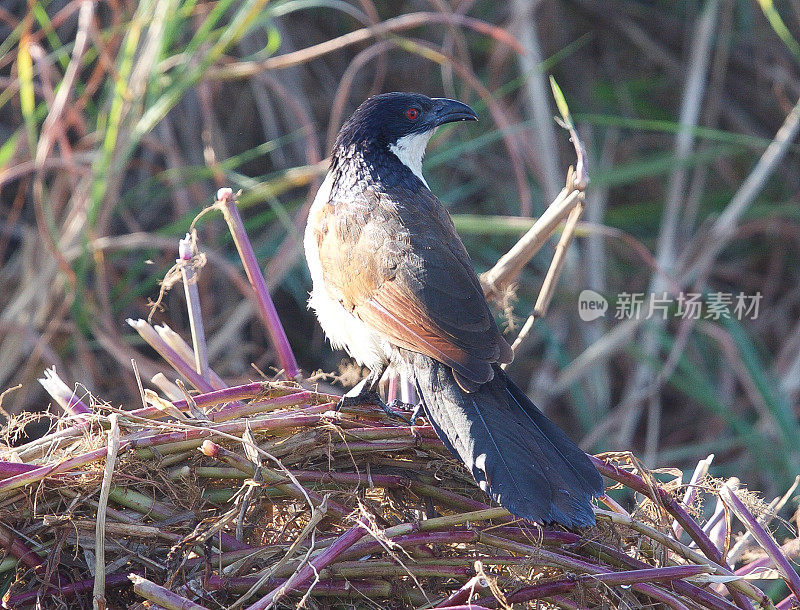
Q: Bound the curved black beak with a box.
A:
[432,98,478,126]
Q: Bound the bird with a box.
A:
[304,92,603,527]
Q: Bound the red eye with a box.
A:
[406,107,419,121]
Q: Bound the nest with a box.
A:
[0,376,796,609]
[1,192,796,609]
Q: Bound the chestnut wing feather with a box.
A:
[315,185,511,384]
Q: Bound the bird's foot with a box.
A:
[407,402,425,425]
[336,391,410,423]
[336,389,382,411]
[379,399,411,423]
[387,399,416,413]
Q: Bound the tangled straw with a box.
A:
[1,188,797,608]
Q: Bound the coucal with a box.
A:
[305,92,603,527]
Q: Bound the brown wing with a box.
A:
[314,183,512,387]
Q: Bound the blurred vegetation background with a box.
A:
[1,0,799,498]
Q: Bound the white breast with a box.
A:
[304,171,390,372]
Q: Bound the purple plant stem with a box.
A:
[156,324,231,390]
[219,532,253,552]
[477,532,697,610]
[0,446,128,495]
[339,529,480,562]
[720,483,800,599]
[130,573,209,609]
[591,456,756,610]
[179,234,210,382]
[210,391,317,422]
[133,412,327,446]
[216,189,300,379]
[0,461,37,479]
[4,571,133,607]
[735,555,771,577]
[435,606,493,610]
[437,575,485,607]
[579,537,741,610]
[245,519,368,610]
[207,575,393,598]
[478,581,690,610]
[485,526,579,546]
[0,522,44,573]
[129,381,273,420]
[128,319,217,393]
[38,367,92,416]
[327,562,472,579]
[0,408,328,494]
[503,565,712,603]
[62,395,91,415]
[776,594,797,609]
[494,528,732,610]
[412,482,498,514]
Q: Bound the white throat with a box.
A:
[388,130,435,188]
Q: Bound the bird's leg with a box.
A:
[336,364,386,411]
[388,374,421,421]
[336,364,409,422]
[407,401,425,425]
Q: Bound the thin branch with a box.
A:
[93,414,120,609]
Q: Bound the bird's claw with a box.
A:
[336,391,411,423]
[384,399,425,425]
[335,389,382,411]
[379,399,411,423]
[408,402,424,425]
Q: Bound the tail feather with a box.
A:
[409,353,602,528]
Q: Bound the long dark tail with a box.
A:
[409,353,603,528]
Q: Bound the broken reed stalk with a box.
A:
[480,186,582,300]
[728,475,800,566]
[128,318,219,393]
[495,565,714,604]
[502,79,590,355]
[591,456,762,609]
[92,414,119,609]
[129,574,208,610]
[245,518,368,610]
[719,483,800,599]
[508,169,585,355]
[179,231,211,382]
[38,367,91,417]
[214,187,300,380]
[480,79,588,305]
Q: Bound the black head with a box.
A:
[334,92,478,153]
